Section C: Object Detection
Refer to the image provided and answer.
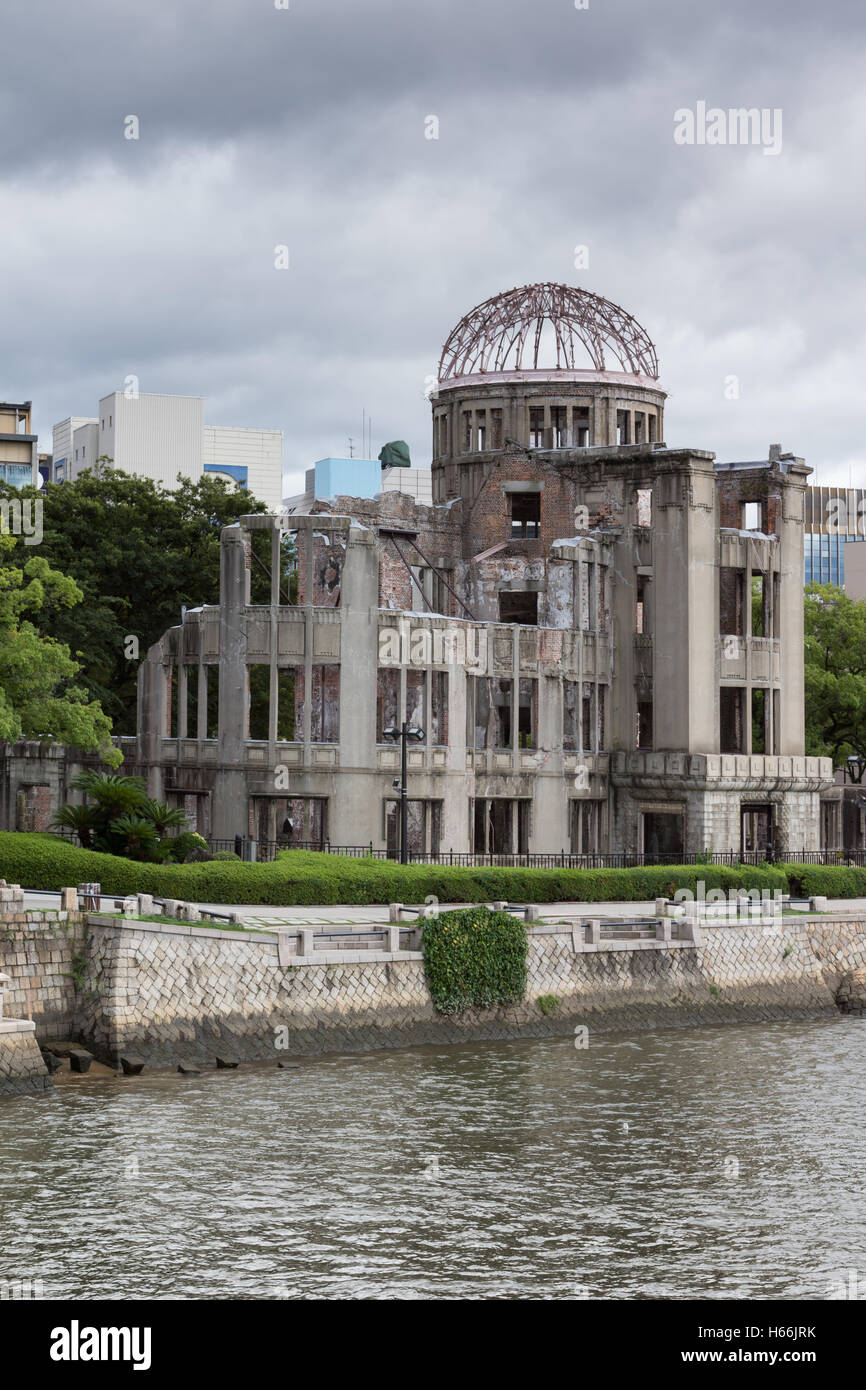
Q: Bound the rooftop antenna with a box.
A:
[348,437,355,458]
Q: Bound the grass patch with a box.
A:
[92,910,274,935]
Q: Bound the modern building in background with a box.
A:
[283,456,433,512]
[52,392,284,511]
[0,401,39,488]
[802,485,866,590]
[133,282,832,858]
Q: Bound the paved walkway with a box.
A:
[184,898,866,930]
[20,891,866,931]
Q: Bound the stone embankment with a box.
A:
[3,883,866,1090]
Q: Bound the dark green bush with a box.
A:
[422,906,527,1014]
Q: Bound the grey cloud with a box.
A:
[1,0,864,493]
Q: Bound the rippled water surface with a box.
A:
[2,1017,865,1299]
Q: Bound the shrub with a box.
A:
[165,831,211,863]
[537,993,559,1016]
[779,863,866,899]
[212,850,241,861]
[0,834,802,907]
[422,906,528,1014]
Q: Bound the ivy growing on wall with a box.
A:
[422,906,528,1015]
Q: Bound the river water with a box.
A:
[2,1017,865,1300]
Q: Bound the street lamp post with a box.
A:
[383,721,425,864]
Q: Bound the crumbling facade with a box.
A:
[135,282,832,858]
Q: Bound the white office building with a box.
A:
[52,392,284,511]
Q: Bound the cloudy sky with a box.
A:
[2,0,864,496]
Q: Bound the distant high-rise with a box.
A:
[52,392,284,511]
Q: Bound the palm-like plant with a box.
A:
[69,771,147,816]
[139,800,189,836]
[54,770,205,863]
[107,815,160,861]
[50,804,97,849]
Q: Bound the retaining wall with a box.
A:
[3,908,865,1075]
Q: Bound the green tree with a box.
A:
[0,468,294,735]
[0,531,120,763]
[804,583,866,779]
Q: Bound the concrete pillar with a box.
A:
[137,652,165,800]
[652,455,718,756]
[213,524,251,840]
[777,465,809,755]
[268,523,281,749]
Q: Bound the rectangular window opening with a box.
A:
[636,575,649,634]
[637,700,653,749]
[475,410,486,451]
[751,688,766,754]
[517,678,536,749]
[743,500,763,532]
[642,811,683,860]
[248,664,270,741]
[498,590,538,625]
[720,567,745,636]
[720,686,745,754]
[751,573,767,637]
[295,664,340,742]
[509,491,541,540]
[277,668,296,740]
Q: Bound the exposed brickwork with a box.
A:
[717,470,783,535]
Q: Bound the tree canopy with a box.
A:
[0,468,288,735]
[0,529,120,762]
[804,582,866,779]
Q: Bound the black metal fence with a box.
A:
[203,840,866,869]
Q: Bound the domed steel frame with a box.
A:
[438,282,659,382]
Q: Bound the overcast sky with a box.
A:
[2,0,864,496]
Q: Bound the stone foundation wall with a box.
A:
[0,910,82,1039]
[56,914,866,1066]
[3,910,865,1074]
[0,1024,51,1094]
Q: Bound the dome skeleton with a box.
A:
[437,282,659,382]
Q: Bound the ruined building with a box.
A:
[135,282,832,858]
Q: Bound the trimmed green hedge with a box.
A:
[422,907,527,1014]
[0,833,841,905]
[778,863,866,899]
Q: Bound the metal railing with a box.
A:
[205,842,866,868]
[42,831,866,870]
